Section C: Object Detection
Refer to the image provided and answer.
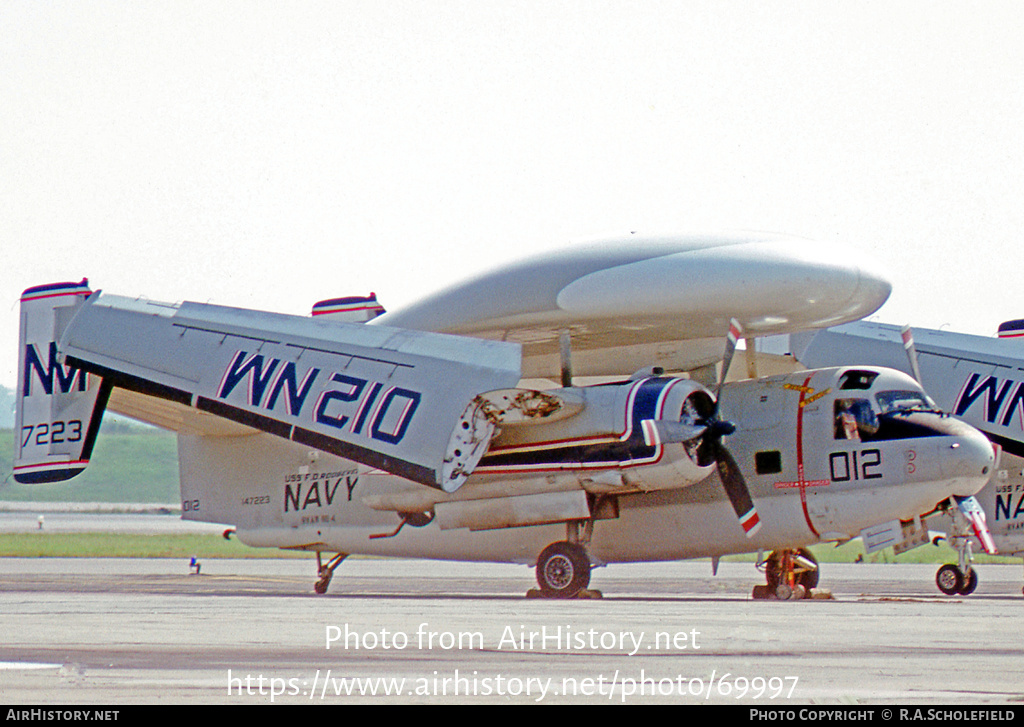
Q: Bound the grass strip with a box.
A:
[0,532,307,559]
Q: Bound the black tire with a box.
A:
[958,568,978,596]
[766,552,782,589]
[793,548,819,590]
[936,564,963,595]
[536,541,591,598]
[766,548,819,590]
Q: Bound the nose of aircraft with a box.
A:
[937,424,998,498]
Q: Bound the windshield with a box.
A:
[835,391,946,442]
[875,390,940,415]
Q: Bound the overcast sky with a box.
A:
[3,1,1024,389]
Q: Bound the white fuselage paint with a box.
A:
[181,367,995,566]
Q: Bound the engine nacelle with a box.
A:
[470,376,720,492]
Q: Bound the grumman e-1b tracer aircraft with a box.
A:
[793,319,1024,595]
[14,232,998,598]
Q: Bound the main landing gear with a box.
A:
[753,548,825,600]
[532,521,600,599]
[314,552,348,594]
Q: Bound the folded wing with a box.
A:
[17,288,522,491]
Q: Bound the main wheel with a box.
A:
[958,567,979,595]
[936,564,963,595]
[536,541,591,598]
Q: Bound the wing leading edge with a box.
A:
[17,288,522,490]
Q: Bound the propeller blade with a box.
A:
[717,318,742,398]
[901,325,924,384]
[713,440,762,538]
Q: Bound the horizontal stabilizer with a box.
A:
[55,292,522,490]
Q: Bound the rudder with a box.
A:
[14,280,109,483]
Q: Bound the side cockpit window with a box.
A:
[834,398,878,440]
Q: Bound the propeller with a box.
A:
[717,317,742,399]
[709,319,762,537]
[706,431,761,537]
[653,318,761,537]
[901,325,924,384]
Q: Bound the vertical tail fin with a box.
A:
[310,293,385,323]
[14,280,110,483]
[998,319,1024,339]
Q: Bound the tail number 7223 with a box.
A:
[21,419,83,448]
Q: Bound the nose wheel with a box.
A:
[936,524,980,596]
[935,563,978,596]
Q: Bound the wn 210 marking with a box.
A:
[217,350,422,447]
[954,373,1024,429]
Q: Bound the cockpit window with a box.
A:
[838,370,879,390]
[834,398,878,440]
[834,390,946,442]
[875,390,939,415]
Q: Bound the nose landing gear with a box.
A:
[753,548,825,600]
[935,562,978,596]
[934,498,986,596]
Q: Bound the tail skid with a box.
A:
[14,280,109,483]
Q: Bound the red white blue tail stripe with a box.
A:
[311,294,385,321]
[998,319,1024,339]
[20,279,91,304]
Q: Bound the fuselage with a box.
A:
[182,366,995,564]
